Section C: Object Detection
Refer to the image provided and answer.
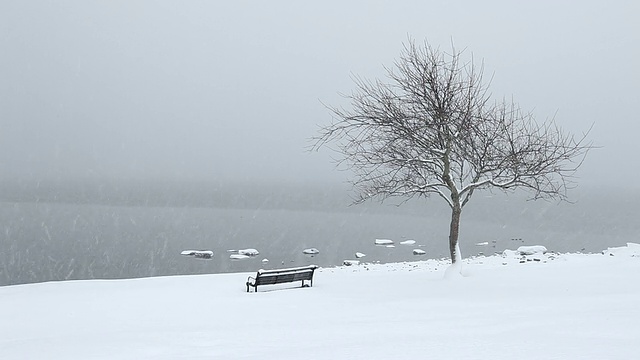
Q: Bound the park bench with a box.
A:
[246,265,318,292]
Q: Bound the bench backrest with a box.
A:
[254,266,317,286]
[257,265,318,275]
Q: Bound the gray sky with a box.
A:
[1,1,638,188]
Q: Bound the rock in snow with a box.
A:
[476,242,489,246]
[413,249,426,255]
[355,252,366,258]
[517,245,548,255]
[343,260,360,266]
[400,240,416,245]
[230,254,251,260]
[374,239,394,245]
[303,248,320,255]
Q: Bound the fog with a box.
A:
[1,1,639,185]
[1,2,639,285]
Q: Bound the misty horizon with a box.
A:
[1,1,639,189]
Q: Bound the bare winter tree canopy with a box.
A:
[314,39,592,266]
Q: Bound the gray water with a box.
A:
[1,179,637,286]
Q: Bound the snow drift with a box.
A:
[1,244,639,359]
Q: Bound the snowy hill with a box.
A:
[1,244,639,359]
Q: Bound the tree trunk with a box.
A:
[448,206,462,264]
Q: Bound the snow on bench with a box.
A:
[246,265,318,293]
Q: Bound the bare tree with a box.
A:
[314,39,592,266]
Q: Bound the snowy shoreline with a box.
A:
[323,242,639,275]
[1,243,638,359]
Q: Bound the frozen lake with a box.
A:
[0,179,637,286]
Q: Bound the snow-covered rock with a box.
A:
[180,250,213,259]
[502,249,519,257]
[386,245,395,248]
[262,258,269,263]
[476,242,489,246]
[230,254,250,260]
[413,249,426,255]
[400,240,416,245]
[374,239,394,245]
[343,260,360,266]
[238,248,260,257]
[602,242,640,257]
[517,245,548,255]
[303,248,320,255]
[355,252,366,258]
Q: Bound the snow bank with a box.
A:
[2,249,639,360]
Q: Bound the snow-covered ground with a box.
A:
[1,244,639,359]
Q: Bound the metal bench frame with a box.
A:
[246,265,318,292]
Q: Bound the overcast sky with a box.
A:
[1,1,638,189]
